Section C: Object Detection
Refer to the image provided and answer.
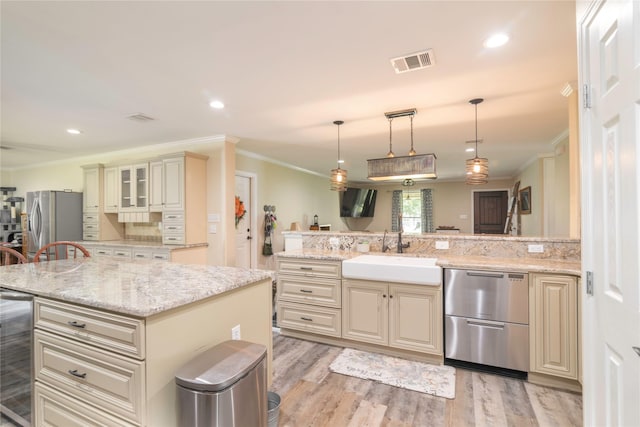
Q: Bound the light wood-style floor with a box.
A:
[271,332,583,427]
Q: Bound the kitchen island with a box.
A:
[0,257,274,426]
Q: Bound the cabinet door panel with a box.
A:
[530,274,578,379]
[83,168,100,213]
[389,283,442,354]
[342,280,387,345]
[163,157,184,210]
[149,161,164,212]
[104,167,119,213]
[35,382,136,427]
[34,330,145,425]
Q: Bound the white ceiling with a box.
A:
[0,1,578,183]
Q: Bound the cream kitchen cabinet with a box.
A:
[276,257,342,337]
[82,166,100,213]
[148,160,164,213]
[34,297,146,425]
[159,152,207,245]
[529,273,579,381]
[82,165,123,241]
[83,243,170,261]
[119,163,149,213]
[162,156,185,211]
[104,166,119,213]
[342,278,442,355]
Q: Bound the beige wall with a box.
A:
[516,136,572,238]
[236,153,341,269]
[517,157,544,236]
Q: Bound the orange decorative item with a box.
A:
[235,196,246,228]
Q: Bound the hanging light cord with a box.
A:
[409,114,416,155]
[387,117,394,157]
[474,102,479,159]
[337,123,341,166]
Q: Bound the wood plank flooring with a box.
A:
[271,331,583,427]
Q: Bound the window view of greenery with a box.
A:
[402,190,422,233]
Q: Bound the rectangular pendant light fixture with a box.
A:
[367,153,437,181]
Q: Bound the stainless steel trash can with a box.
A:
[175,340,267,427]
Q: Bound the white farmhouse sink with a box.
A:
[342,255,442,285]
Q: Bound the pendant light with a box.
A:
[465,98,489,185]
[330,120,348,191]
[367,108,437,181]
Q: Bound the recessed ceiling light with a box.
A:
[484,33,509,48]
[465,147,475,152]
[209,100,225,109]
[67,129,82,135]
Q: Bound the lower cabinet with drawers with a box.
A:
[276,257,342,337]
[34,297,146,426]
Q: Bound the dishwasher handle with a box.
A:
[466,318,505,329]
[465,271,504,279]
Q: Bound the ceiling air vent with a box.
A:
[390,49,435,74]
[127,113,155,122]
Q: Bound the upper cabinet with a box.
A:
[148,161,164,213]
[81,164,124,241]
[162,157,185,211]
[82,166,101,213]
[160,152,207,245]
[118,163,148,213]
[103,166,119,214]
[83,152,207,244]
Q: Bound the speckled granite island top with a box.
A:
[276,249,581,276]
[0,257,274,317]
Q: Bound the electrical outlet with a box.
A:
[435,241,449,250]
[231,325,241,340]
[528,244,544,253]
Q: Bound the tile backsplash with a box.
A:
[284,231,580,262]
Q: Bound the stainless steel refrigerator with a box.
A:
[26,191,83,259]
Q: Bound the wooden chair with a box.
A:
[33,241,91,263]
[0,246,28,265]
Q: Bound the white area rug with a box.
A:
[329,348,456,399]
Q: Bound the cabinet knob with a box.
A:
[382,294,387,298]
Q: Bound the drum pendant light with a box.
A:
[465,98,489,185]
[330,120,347,191]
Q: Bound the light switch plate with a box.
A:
[208,224,217,234]
[528,244,544,253]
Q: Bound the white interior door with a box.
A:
[580,0,640,425]
[235,172,257,268]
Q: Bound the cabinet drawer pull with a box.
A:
[68,369,87,379]
[300,317,313,322]
[67,321,86,329]
[135,254,145,258]
[299,267,313,270]
[299,289,313,293]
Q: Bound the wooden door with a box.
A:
[473,190,508,234]
[580,0,640,425]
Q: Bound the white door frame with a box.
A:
[235,170,258,268]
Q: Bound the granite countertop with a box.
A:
[0,257,274,317]
[76,240,208,250]
[276,249,581,276]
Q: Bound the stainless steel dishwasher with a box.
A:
[444,268,529,374]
